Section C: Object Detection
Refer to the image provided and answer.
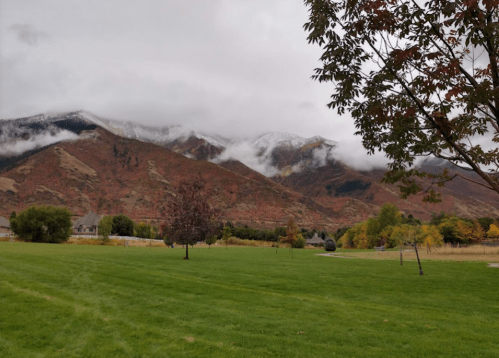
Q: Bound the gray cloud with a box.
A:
[0,0,370,164]
[8,23,47,45]
[0,130,79,155]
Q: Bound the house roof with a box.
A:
[0,216,10,228]
[73,211,100,228]
[306,233,325,244]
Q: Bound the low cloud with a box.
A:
[212,141,280,177]
[8,24,48,46]
[332,138,390,171]
[212,137,341,177]
[0,130,79,156]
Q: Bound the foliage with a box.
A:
[280,216,300,247]
[487,224,499,238]
[112,214,134,237]
[420,225,443,249]
[304,0,499,199]
[388,225,420,248]
[205,235,218,248]
[472,220,485,240]
[162,225,174,247]
[165,175,219,259]
[11,206,72,243]
[293,235,306,249]
[439,223,464,244]
[333,227,349,241]
[98,215,113,242]
[324,238,337,251]
[377,204,401,231]
[401,214,421,226]
[477,217,494,232]
[430,212,448,226]
[134,222,154,239]
[346,222,369,249]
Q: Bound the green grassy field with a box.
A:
[1,242,498,357]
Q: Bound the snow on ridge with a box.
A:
[251,132,308,149]
[192,131,231,149]
[305,135,337,147]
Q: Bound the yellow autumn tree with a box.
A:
[388,224,414,248]
[281,216,300,247]
[472,220,485,241]
[420,225,443,249]
[487,224,499,239]
[455,220,474,242]
[351,222,369,249]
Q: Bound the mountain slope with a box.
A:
[0,126,339,230]
[2,110,499,227]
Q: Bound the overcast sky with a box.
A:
[0,0,387,168]
[1,1,340,133]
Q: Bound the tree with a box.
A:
[280,216,301,247]
[9,211,17,233]
[165,175,219,259]
[487,223,499,238]
[205,235,218,249]
[377,204,401,230]
[112,214,134,237]
[134,222,154,239]
[478,217,494,232]
[439,217,465,244]
[222,225,231,249]
[11,206,72,243]
[388,224,416,248]
[420,224,443,250]
[304,0,499,200]
[98,215,113,243]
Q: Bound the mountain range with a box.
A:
[1,110,499,231]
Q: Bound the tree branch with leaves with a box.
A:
[304,0,499,201]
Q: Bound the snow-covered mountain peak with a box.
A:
[251,132,308,149]
[305,135,337,147]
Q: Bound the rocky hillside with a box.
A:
[0,126,339,230]
[2,110,499,228]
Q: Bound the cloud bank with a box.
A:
[212,141,280,177]
[0,130,79,156]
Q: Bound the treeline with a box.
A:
[336,204,499,249]
[99,214,163,240]
[210,222,330,243]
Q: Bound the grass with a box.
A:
[0,242,498,357]
[335,244,499,262]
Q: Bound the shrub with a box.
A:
[293,236,306,248]
[112,214,134,237]
[11,206,72,243]
[324,238,337,252]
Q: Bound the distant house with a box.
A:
[73,211,100,235]
[306,233,325,247]
[0,216,10,235]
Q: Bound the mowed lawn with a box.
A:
[0,243,498,358]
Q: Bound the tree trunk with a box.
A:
[185,242,189,260]
[414,242,423,276]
